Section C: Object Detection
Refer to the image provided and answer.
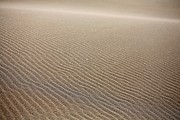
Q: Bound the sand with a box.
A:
[0,0,180,120]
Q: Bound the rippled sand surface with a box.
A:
[0,0,180,120]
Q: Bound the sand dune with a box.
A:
[0,1,180,120]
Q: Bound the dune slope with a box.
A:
[0,1,180,120]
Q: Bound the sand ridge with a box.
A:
[0,3,180,23]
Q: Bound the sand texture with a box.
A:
[0,0,180,120]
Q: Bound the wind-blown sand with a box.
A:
[0,0,180,120]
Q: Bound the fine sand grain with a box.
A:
[0,1,180,120]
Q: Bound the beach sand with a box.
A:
[0,0,180,119]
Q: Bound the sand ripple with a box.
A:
[0,4,180,120]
